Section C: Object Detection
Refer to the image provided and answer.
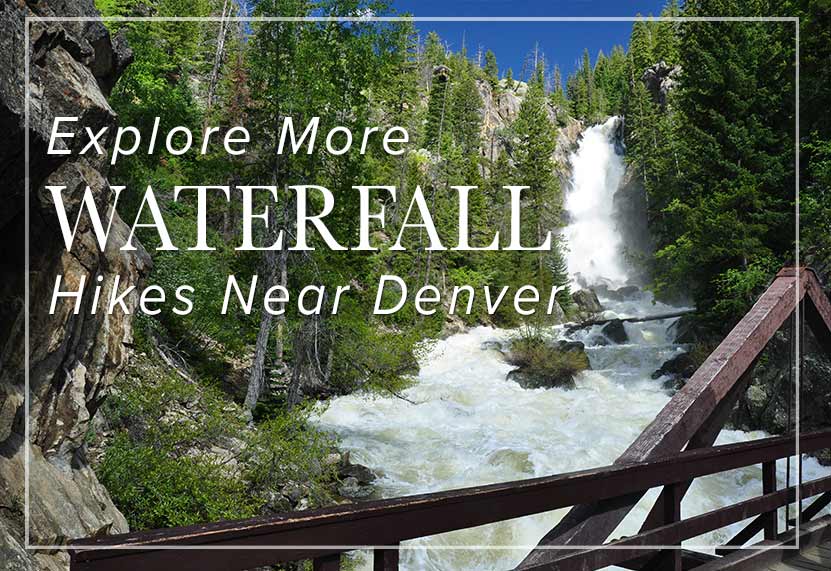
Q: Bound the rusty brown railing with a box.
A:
[69,267,831,571]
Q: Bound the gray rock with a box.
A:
[507,368,577,390]
[339,461,376,485]
[338,476,373,499]
[480,339,505,352]
[281,482,310,504]
[641,61,681,107]
[601,319,629,344]
[669,315,711,345]
[652,352,698,390]
[1,0,142,566]
[572,289,603,314]
[615,285,641,299]
[731,329,831,459]
[262,491,292,515]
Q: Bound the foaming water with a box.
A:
[316,300,830,570]
[563,116,628,288]
[313,117,830,570]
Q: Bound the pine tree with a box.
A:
[629,15,656,74]
[423,31,445,68]
[484,49,499,89]
[424,72,450,149]
[449,69,484,157]
[512,63,560,290]
[550,64,568,111]
[655,0,681,65]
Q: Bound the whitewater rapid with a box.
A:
[313,116,830,570]
[315,308,830,571]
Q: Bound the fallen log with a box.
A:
[565,309,696,333]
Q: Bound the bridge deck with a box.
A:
[771,544,831,571]
[694,517,831,571]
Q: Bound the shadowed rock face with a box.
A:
[0,1,148,568]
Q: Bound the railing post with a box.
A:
[313,553,341,571]
[662,482,682,571]
[762,460,778,539]
[373,545,400,571]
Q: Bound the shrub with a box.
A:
[99,433,259,530]
[505,326,589,388]
[242,406,339,509]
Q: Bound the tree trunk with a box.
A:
[245,242,277,411]
[204,0,230,128]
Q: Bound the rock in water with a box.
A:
[652,352,698,390]
[507,368,577,391]
[669,315,710,344]
[572,289,603,314]
[601,319,629,344]
[556,340,586,353]
[615,285,641,299]
[0,1,147,567]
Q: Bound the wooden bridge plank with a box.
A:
[691,516,831,571]
[373,547,399,571]
[798,547,831,567]
[517,269,811,569]
[69,431,831,571]
[640,364,757,534]
[513,476,831,571]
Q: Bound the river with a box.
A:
[314,117,830,571]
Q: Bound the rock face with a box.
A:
[731,327,831,464]
[613,166,653,285]
[641,61,681,108]
[0,1,147,568]
[476,77,581,170]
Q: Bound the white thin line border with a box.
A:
[23,14,802,556]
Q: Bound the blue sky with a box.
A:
[390,1,670,81]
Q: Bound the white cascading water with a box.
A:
[314,117,830,571]
[563,116,628,289]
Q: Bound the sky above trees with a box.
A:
[392,0,669,83]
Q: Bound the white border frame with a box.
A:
[23,14,802,557]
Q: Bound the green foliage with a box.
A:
[566,45,629,122]
[620,0,806,325]
[98,355,258,529]
[484,49,499,89]
[100,432,259,530]
[711,257,779,320]
[506,326,590,381]
[242,406,339,507]
[802,135,831,272]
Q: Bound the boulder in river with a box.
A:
[614,285,641,299]
[601,319,629,344]
[556,340,586,353]
[652,351,698,390]
[669,315,712,345]
[507,368,576,390]
[505,337,590,390]
[572,289,603,314]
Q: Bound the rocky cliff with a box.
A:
[0,1,149,568]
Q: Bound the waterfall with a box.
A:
[313,119,830,571]
[563,116,629,288]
